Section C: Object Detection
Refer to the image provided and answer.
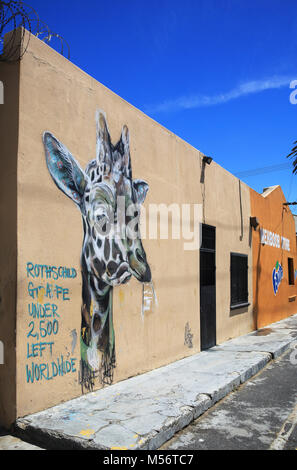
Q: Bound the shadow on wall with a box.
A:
[0,340,3,364]
[253,227,262,330]
[230,306,249,318]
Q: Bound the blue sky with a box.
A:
[22,1,297,202]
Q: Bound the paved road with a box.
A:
[162,348,297,450]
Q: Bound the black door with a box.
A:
[200,224,216,350]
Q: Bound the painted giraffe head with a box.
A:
[43,111,151,386]
[43,111,151,286]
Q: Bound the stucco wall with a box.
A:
[0,31,254,423]
[202,167,254,343]
[250,186,297,328]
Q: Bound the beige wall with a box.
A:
[0,30,254,424]
[203,167,254,342]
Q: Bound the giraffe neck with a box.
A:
[80,228,116,389]
[91,285,115,385]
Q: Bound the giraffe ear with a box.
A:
[43,132,87,206]
[96,110,112,174]
[133,179,149,204]
[121,124,131,178]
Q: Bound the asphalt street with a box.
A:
[162,348,297,450]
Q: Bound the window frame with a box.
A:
[288,257,295,286]
[230,252,250,310]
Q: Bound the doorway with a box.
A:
[200,224,216,350]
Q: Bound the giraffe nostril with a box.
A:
[136,249,146,264]
[107,261,118,277]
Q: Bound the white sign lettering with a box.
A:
[260,228,290,252]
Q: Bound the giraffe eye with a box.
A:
[94,205,107,219]
[94,208,110,231]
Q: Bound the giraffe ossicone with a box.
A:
[43,110,151,390]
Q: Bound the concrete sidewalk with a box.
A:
[0,431,42,450]
[15,314,297,450]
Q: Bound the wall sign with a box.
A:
[272,261,283,295]
[260,228,290,252]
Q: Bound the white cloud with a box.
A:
[145,76,295,114]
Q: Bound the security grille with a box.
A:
[230,253,248,308]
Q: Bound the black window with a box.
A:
[201,224,216,251]
[230,253,249,309]
[288,258,294,285]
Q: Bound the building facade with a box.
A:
[0,30,295,428]
[250,186,297,329]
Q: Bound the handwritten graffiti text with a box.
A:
[25,262,77,384]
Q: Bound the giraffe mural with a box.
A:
[43,111,152,391]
